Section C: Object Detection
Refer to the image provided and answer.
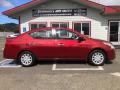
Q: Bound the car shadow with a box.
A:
[36,59,113,66]
[37,59,87,65]
[105,60,113,64]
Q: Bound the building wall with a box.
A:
[19,0,120,41]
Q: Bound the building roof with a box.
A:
[2,0,120,17]
[110,6,120,11]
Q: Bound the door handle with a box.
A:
[27,43,37,46]
[58,43,64,46]
[26,43,32,46]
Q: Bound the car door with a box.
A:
[55,29,89,59]
[29,29,57,59]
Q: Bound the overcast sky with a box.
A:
[90,0,120,5]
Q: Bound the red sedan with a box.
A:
[3,27,115,67]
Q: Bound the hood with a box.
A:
[89,38,108,43]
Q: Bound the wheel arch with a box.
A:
[17,50,38,60]
[87,48,108,61]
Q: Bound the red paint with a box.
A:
[3,27,115,61]
[2,0,120,16]
[110,6,120,12]
[104,6,119,14]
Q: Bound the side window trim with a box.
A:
[29,29,55,39]
[54,29,79,40]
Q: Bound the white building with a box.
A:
[3,0,120,45]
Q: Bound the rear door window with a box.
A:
[29,30,53,39]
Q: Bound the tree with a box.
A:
[0,24,5,32]
[0,23,19,33]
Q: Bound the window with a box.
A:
[73,22,90,36]
[39,24,46,28]
[82,23,89,35]
[52,24,59,28]
[56,29,78,40]
[30,23,47,30]
[51,22,68,28]
[29,30,52,39]
[60,23,68,28]
[31,24,37,30]
[74,23,81,33]
[110,22,119,42]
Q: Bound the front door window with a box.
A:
[56,29,78,39]
[54,29,87,58]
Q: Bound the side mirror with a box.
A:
[78,37,85,42]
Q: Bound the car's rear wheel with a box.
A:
[88,50,106,66]
[18,51,36,67]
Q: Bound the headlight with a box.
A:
[103,42,115,49]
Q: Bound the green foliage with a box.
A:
[0,23,19,33]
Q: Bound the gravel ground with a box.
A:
[115,49,120,64]
[0,73,120,90]
[0,38,5,60]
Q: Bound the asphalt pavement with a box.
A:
[0,38,120,90]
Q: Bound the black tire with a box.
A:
[18,51,36,67]
[88,50,106,66]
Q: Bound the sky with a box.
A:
[90,0,120,5]
[0,0,30,24]
[0,0,120,24]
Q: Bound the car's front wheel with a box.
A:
[18,51,36,67]
[88,50,106,66]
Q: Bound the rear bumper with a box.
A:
[3,47,17,59]
[107,49,116,60]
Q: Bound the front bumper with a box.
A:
[107,49,116,60]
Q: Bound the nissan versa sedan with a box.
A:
[3,27,116,67]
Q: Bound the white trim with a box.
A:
[0,59,10,64]
[110,72,120,77]
[52,63,104,71]
[0,59,22,68]
[0,65,21,68]
[52,63,56,70]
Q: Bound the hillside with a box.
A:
[0,23,19,33]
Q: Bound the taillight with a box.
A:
[6,37,16,43]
